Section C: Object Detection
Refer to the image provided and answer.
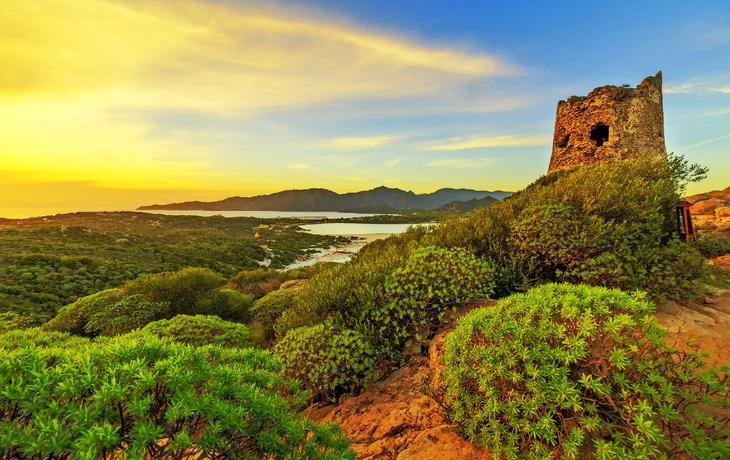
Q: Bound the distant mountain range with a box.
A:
[137,186,512,213]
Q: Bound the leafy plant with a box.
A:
[42,288,125,336]
[0,329,354,459]
[251,288,298,344]
[195,289,255,323]
[373,246,496,357]
[274,322,378,402]
[509,203,708,302]
[443,283,730,459]
[0,311,33,334]
[84,294,171,337]
[274,228,427,338]
[428,156,707,301]
[694,234,730,259]
[124,267,226,316]
[142,314,259,349]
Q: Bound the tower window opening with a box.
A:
[590,124,610,146]
[556,134,570,148]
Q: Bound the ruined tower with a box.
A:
[547,72,666,173]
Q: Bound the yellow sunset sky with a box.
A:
[2,0,729,217]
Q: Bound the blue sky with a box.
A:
[1,0,728,216]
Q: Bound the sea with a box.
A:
[1,208,415,237]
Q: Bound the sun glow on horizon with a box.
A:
[0,0,519,211]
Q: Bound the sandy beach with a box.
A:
[285,233,393,269]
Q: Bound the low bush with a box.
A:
[195,289,254,322]
[0,328,90,351]
[274,322,378,402]
[0,330,354,459]
[124,267,226,317]
[694,234,730,259]
[274,229,427,338]
[142,314,259,349]
[373,246,496,357]
[252,288,298,344]
[84,294,170,337]
[227,268,283,298]
[42,288,125,336]
[428,156,708,301]
[443,283,730,459]
[0,311,33,334]
[510,204,708,302]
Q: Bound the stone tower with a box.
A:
[547,72,666,173]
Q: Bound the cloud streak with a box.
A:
[321,135,405,149]
[675,133,730,152]
[426,158,498,168]
[0,0,512,116]
[425,135,550,151]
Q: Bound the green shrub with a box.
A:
[84,294,171,336]
[0,311,33,334]
[252,288,298,344]
[509,204,708,302]
[443,283,730,459]
[274,233,423,338]
[428,156,707,300]
[142,314,259,349]
[694,234,730,259]
[42,288,125,336]
[124,267,225,316]
[0,328,90,351]
[0,330,354,459]
[373,246,496,356]
[274,322,378,402]
[227,268,282,298]
[196,288,255,322]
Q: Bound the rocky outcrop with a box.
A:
[686,186,730,236]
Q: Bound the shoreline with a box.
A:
[285,233,394,269]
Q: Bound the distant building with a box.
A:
[547,72,666,173]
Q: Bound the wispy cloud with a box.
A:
[426,158,498,168]
[0,0,513,116]
[425,135,550,151]
[675,133,730,152]
[384,156,407,168]
[665,79,730,94]
[683,21,730,47]
[287,163,320,170]
[321,135,405,149]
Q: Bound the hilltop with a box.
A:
[137,186,511,213]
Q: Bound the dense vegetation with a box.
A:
[2,154,730,458]
[0,329,353,459]
[443,284,730,459]
[0,212,341,323]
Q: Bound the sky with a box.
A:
[1,0,729,217]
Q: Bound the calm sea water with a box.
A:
[1,208,420,238]
[0,208,381,220]
[137,210,382,219]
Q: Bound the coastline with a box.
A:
[285,233,393,269]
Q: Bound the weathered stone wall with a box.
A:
[547,72,666,173]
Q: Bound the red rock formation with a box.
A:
[686,186,730,236]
